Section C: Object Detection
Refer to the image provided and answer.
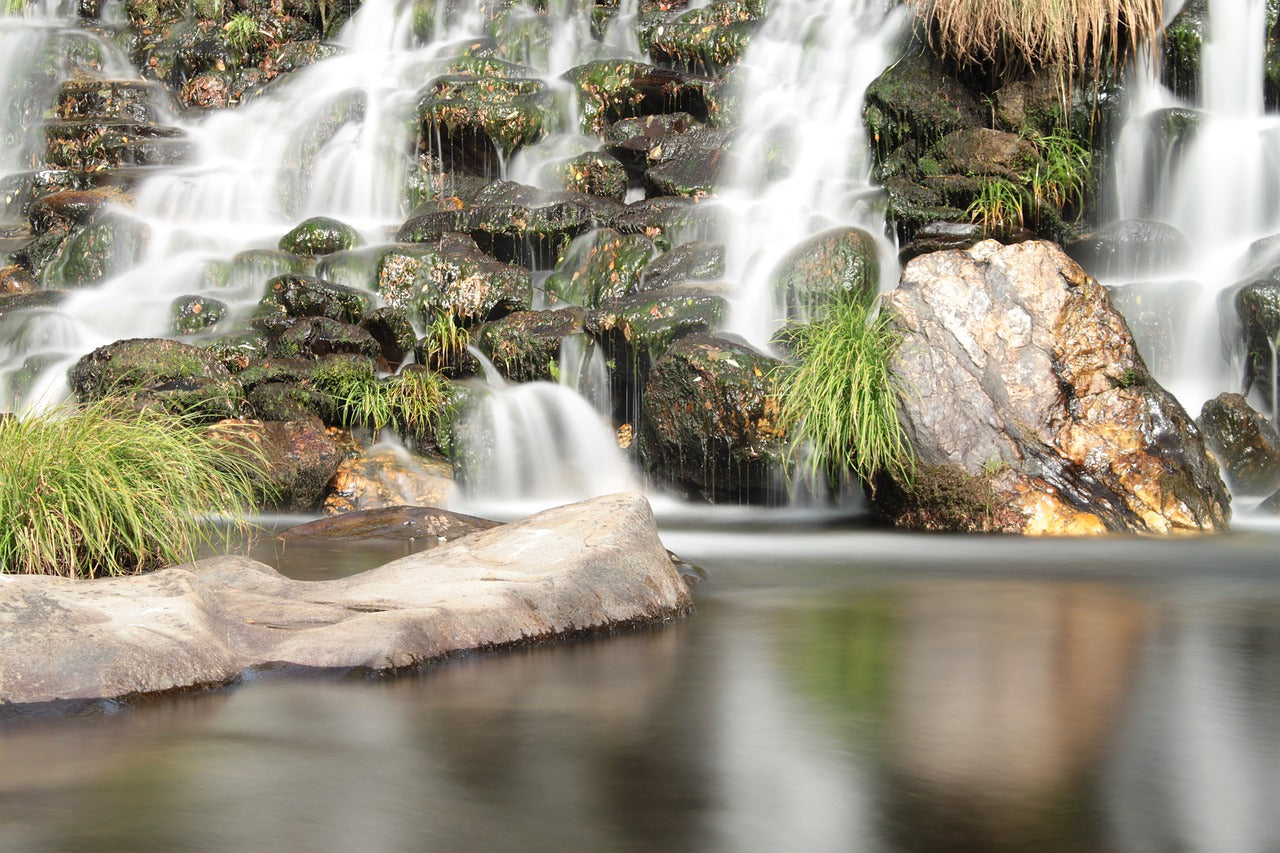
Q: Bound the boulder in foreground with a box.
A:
[0,493,690,706]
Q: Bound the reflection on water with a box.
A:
[5,527,1280,852]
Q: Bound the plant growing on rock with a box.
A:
[317,365,453,447]
[775,294,914,492]
[223,12,262,63]
[906,0,1163,84]
[966,178,1026,236]
[1029,132,1092,220]
[0,400,263,578]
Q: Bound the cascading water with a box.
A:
[716,0,906,349]
[1109,0,1280,411]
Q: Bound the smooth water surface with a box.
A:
[4,521,1280,852]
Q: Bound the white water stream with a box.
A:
[1109,0,1280,411]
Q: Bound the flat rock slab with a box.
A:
[0,493,691,707]
[278,505,500,542]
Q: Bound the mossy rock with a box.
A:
[254,272,371,335]
[862,51,985,165]
[359,306,417,370]
[171,294,228,335]
[271,316,383,360]
[589,282,728,370]
[562,59,709,134]
[545,227,658,309]
[39,209,149,289]
[545,151,629,202]
[44,119,191,172]
[476,308,584,382]
[417,71,558,175]
[604,112,702,176]
[644,0,765,75]
[314,245,384,291]
[69,337,246,422]
[1233,274,1280,410]
[638,331,784,503]
[375,233,531,323]
[772,227,879,323]
[638,240,725,291]
[643,131,726,198]
[279,216,363,257]
[247,380,331,422]
[609,195,723,251]
[1065,219,1190,279]
[1197,392,1280,497]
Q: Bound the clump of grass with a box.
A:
[1030,132,1092,219]
[223,12,261,62]
[966,178,1027,236]
[907,0,1164,83]
[319,365,453,447]
[0,400,264,578]
[419,311,470,374]
[775,295,914,491]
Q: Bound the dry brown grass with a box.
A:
[908,0,1164,82]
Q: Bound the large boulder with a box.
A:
[208,416,345,511]
[0,494,692,705]
[638,332,785,503]
[879,240,1230,534]
[771,226,880,322]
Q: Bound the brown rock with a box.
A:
[322,444,453,514]
[880,239,1230,533]
[280,505,499,542]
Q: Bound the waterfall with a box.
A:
[1109,0,1280,410]
[716,0,907,349]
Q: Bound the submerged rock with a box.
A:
[1197,393,1280,497]
[879,240,1230,534]
[0,493,692,705]
[1065,219,1190,279]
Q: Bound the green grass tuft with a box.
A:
[0,400,263,578]
[775,296,914,491]
[318,365,453,448]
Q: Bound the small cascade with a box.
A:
[715,0,907,349]
[1109,0,1280,410]
[453,348,636,512]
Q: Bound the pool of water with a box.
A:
[3,517,1280,852]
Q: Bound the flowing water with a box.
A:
[5,0,1280,848]
[1109,0,1280,411]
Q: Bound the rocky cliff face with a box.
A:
[877,240,1230,534]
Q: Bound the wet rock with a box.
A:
[278,216,363,257]
[69,337,246,422]
[254,272,370,335]
[171,294,228,335]
[545,227,658,309]
[282,504,498,541]
[604,112,702,176]
[1066,219,1191,279]
[416,68,557,176]
[476,308,583,382]
[0,265,38,295]
[590,282,728,369]
[322,444,455,514]
[863,52,986,164]
[638,332,785,503]
[39,208,149,288]
[248,380,331,422]
[879,239,1230,534]
[898,220,985,263]
[644,0,765,75]
[360,306,417,370]
[398,183,605,269]
[772,226,879,322]
[563,59,709,134]
[931,128,1042,179]
[0,493,691,705]
[28,188,128,233]
[644,135,725,199]
[209,416,344,511]
[1197,393,1280,497]
[278,90,366,213]
[546,151,629,202]
[44,119,190,172]
[638,240,725,290]
[271,316,383,360]
[53,79,167,125]
[1232,275,1280,408]
[994,69,1069,134]
[375,234,531,323]
[610,195,722,251]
